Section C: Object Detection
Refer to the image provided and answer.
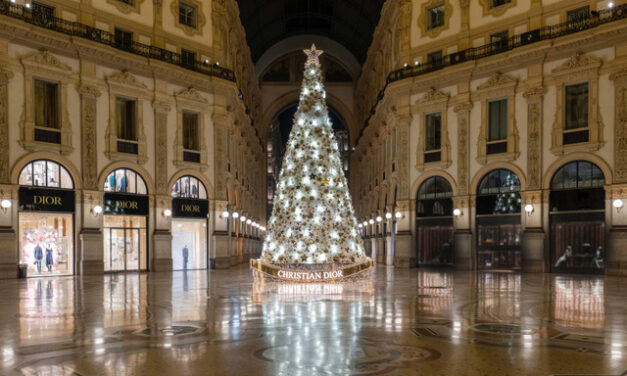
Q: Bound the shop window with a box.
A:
[563,82,589,144]
[427,3,445,30]
[172,175,207,199]
[114,28,133,50]
[416,176,453,265]
[104,168,147,194]
[550,161,605,273]
[116,97,137,141]
[179,1,197,28]
[181,49,196,67]
[477,169,521,214]
[34,79,59,130]
[18,159,73,189]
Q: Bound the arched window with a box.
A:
[551,161,604,191]
[477,169,521,215]
[104,168,147,194]
[550,160,605,213]
[19,159,74,189]
[416,176,453,217]
[171,175,207,199]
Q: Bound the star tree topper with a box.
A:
[304,44,324,65]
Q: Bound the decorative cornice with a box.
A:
[21,50,72,72]
[477,72,518,91]
[610,68,627,83]
[453,102,473,113]
[175,87,208,103]
[107,0,144,14]
[418,87,449,104]
[78,84,102,98]
[551,52,602,75]
[106,71,147,89]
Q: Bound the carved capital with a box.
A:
[523,86,546,101]
[453,102,473,114]
[78,84,102,99]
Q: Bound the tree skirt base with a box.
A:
[250,259,373,283]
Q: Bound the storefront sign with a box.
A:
[277,269,343,281]
[104,193,149,215]
[19,187,75,212]
[250,259,374,282]
[172,198,208,218]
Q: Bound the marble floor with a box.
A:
[0,266,625,376]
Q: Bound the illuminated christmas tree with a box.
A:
[252,44,371,281]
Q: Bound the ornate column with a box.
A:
[393,114,413,267]
[521,87,546,272]
[453,103,473,270]
[211,110,231,269]
[0,68,14,278]
[608,69,627,275]
[458,0,471,50]
[152,100,173,271]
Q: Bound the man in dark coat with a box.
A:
[34,243,43,273]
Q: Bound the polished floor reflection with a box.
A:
[1,267,626,375]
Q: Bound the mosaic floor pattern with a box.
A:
[0,266,625,375]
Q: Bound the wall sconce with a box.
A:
[358,223,363,228]
[222,211,229,219]
[240,215,247,222]
[232,211,239,219]
[453,208,462,217]
[369,219,374,224]
[362,221,368,226]
[163,209,172,217]
[246,219,252,225]
[91,205,103,217]
[376,216,382,222]
[385,212,392,219]
[524,204,534,216]
[613,199,624,212]
[1,199,11,214]
[395,211,402,219]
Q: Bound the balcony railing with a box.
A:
[357,4,627,145]
[0,0,235,82]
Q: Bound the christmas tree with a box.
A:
[252,44,371,281]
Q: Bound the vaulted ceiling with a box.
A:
[235,0,386,64]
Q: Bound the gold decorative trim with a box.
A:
[170,0,206,37]
[250,259,374,283]
[106,0,145,14]
[550,53,604,156]
[478,0,517,17]
[417,0,453,39]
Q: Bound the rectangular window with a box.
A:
[490,30,508,51]
[567,6,590,32]
[179,1,197,28]
[114,28,133,50]
[488,99,507,141]
[115,97,137,141]
[427,50,443,67]
[425,113,441,151]
[181,49,196,67]
[427,4,445,30]
[490,0,511,8]
[34,79,59,129]
[183,111,199,151]
[565,83,589,130]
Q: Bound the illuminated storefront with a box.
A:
[550,161,605,274]
[476,169,522,271]
[103,168,149,272]
[170,175,208,270]
[415,177,453,266]
[17,160,75,277]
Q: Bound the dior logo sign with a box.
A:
[180,204,201,213]
[115,200,138,210]
[33,195,62,206]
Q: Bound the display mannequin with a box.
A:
[554,245,573,267]
[45,245,54,272]
[183,245,189,270]
[33,243,43,273]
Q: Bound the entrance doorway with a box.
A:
[103,216,147,272]
[476,169,522,271]
[416,176,454,266]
